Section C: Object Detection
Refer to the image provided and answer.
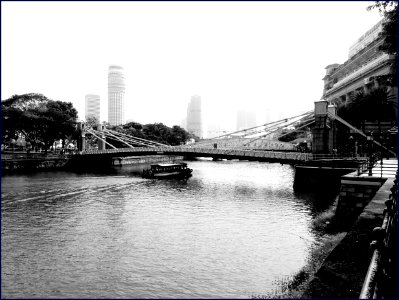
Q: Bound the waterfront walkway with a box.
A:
[301,164,397,297]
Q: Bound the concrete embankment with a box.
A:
[300,176,394,298]
[1,153,183,173]
[293,159,363,192]
[1,154,71,172]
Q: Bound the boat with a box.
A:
[142,163,193,180]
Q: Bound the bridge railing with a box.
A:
[79,146,313,161]
[1,151,75,160]
[359,175,397,299]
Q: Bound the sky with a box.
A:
[1,1,383,135]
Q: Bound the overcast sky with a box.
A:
[1,1,383,134]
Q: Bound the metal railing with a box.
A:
[1,152,75,160]
[360,175,397,298]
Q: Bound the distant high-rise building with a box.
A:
[236,109,256,131]
[85,94,100,122]
[186,95,202,138]
[108,65,125,125]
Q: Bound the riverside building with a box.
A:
[85,94,100,122]
[322,19,396,105]
[108,65,125,125]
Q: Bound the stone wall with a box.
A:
[2,157,71,172]
[336,172,386,218]
[294,165,356,192]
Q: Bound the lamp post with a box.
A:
[349,135,354,157]
[367,132,373,176]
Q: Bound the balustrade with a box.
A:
[360,176,397,299]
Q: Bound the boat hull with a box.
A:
[142,169,192,180]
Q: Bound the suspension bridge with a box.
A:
[77,100,396,164]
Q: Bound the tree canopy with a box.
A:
[107,122,196,147]
[2,93,78,151]
[337,87,396,124]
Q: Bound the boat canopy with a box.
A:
[151,163,187,168]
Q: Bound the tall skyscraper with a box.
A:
[108,65,125,125]
[186,95,203,138]
[85,94,100,122]
[236,109,256,131]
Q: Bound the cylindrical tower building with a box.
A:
[85,94,100,122]
[108,65,125,125]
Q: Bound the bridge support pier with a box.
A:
[312,100,336,154]
[77,122,86,151]
[96,124,106,151]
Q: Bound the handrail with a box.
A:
[360,176,397,298]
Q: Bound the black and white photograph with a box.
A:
[1,1,397,298]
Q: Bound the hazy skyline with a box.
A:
[2,1,383,132]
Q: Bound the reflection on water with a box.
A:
[1,160,336,298]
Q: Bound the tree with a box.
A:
[2,94,78,152]
[336,86,397,154]
[170,125,189,145]
[2,93,48,146]
[85,116,100,128]
[106,122,194,147]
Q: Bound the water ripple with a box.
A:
[1,160,334,298]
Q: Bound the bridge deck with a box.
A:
[78,146,311,162]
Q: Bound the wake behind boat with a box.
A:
[142,163,193,180]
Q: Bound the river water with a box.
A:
[1,160,336,298]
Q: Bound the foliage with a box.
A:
[336,86,397,154]
[2,93,78,151]
[82,116,101,149]
[337,87,397,125]
[85,115,100,129]
[108,121,196,147]
[368,1,397,86]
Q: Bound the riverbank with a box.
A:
[1,153,183,173]
[252,196,346,299]
[1,154,71,172]
[283,176,395,298]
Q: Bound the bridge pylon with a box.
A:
[312,100,336,154]
[96,124,106,151]
[77,122,86,151]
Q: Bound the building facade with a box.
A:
[186,95,203,138]
[322,19,395,105]
[85,94,100,122]
[108,65,125,126]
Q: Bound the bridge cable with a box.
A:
[328,112,396,157]
[103,128,170,147]
[102,129,157,148]
[240,112,314,148]
[101,130,136,148]
[199,110,314,142]
[272,119,315,141]
[239,112,314,139]
[86,129,117,149]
